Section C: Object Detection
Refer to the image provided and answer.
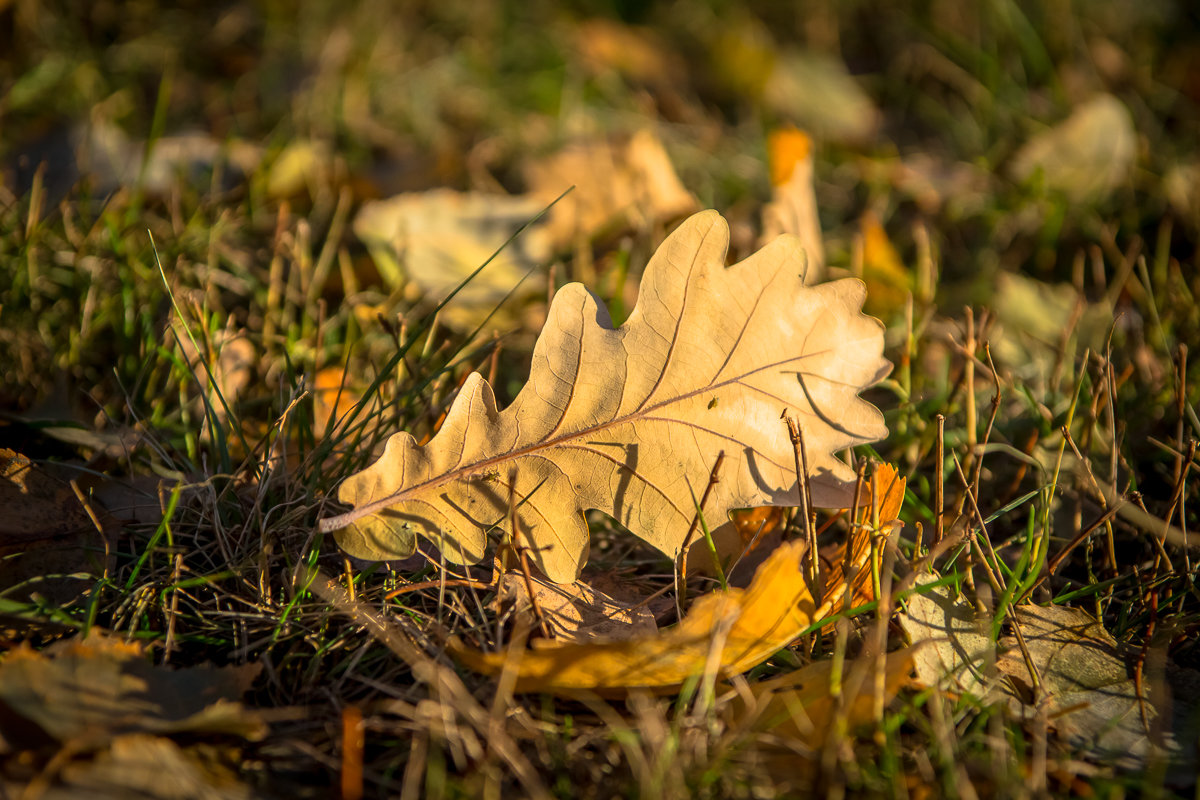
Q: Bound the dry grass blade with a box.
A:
[308,573,553,800]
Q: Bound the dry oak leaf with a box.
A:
[447,537,816,696]
[322,210,889,583]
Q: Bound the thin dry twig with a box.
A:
[783,412,820,604]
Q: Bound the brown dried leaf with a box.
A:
[0,449,115,605]
[30,734,255,800]
[324,211,889,583]
[0,449,96,545]
[0,633,265,753]
[448,538,816,696]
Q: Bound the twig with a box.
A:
[163,552,183,664]
[952,454,1006,596]
[963,307,977,477]
[1045,504,1123,577]
[341,704,364,800]
[782,412,820,604]
[935,414,945,545]
[387,579,494,600]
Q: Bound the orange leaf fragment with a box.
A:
[448,538,816,696]
[817,462,905,621]
[767,128,813,188]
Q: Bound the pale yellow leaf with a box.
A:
[1009,94,1135,203]
[447,538,816,695]
[353,189,552,330]
[898,587,1197,769]
[323,210,889,583]
[762,51,879,146]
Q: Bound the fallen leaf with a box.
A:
[1165,161,1200,227]
[76,119,260,197]
[0,448,115,605]
[761,127,825,284]
[728,647,916,745]
[497,572,658,644]
[266,139,332,199]
[991,272,1115,389]
[998,605,1174,769]
[173,327,255,434]
[899,585,1192,769]
[313,366,362,439]
[26,734,255,800]
[324,210,889,583]
[763,51,879,146]
[353,188,552,331]
[816,462,905,624]
[574,19,684,89]
[1009,94,1135,204]
[858,211,912,319]
[447,538,816,695]
[0,633,265,752]
[523,130,698,248]
[0,448,98,546]
[897,577,995,699]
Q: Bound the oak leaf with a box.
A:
[322,210,888,583]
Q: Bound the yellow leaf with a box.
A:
[352,189,552,330]
[322,210,889,583]
[817,462,905,622]
[1009,94,1135,204]
[858,211,911,319]
[729,647,916,744]
[313,366,361,439]
[447,538,816,696]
